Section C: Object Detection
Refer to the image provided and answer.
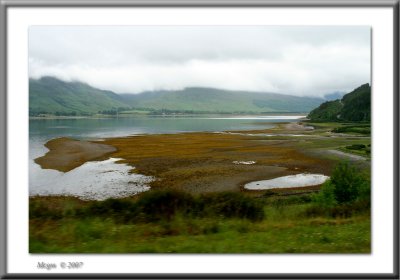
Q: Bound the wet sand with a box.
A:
[34,137,117,172]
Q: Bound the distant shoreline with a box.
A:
[29,113,309,120]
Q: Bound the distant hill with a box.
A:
[120,87,324,114]
[324,91,345,101]
[29,77,128,116]
[307,84,371,122]
[29,77,325,116]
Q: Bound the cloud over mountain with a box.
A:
[29,26,370,97]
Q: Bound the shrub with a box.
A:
[304,205,330,217]
[330,162,369,204]
[332,126,371,135]
[200,192,264,221]
[135,189,196,221]
[272,194,313,208]
[85,198,136,215]
[202,223,220,234]
[29,200,63,220]
[82,198,138,223]
[345,144,366,150]
[135,190,265,222]
[309,162,370,217]
[30,190,267,223]
[312,180,337,208]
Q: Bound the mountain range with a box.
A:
[29,76,328,116]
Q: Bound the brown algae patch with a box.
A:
[34,137,117,172]
[100,132,331,193]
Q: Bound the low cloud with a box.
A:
[29,26,370,97]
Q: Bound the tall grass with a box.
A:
[29,190,371,253]
[31,190,265,223]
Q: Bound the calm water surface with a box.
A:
[29,115,304,155]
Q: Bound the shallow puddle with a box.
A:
[244,173,329,190]
[233,161,256,165]
[29,157,153,200]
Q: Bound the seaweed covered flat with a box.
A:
[34,122,370,194]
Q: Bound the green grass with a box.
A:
[30,215,370,253]
[29,191,370,253]
[338,146,370,158]
[332,125,370,135]
[282,122,371,161]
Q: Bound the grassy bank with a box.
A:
[30,189,370,253]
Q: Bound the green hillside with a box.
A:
[29,77,128,116]
[307,100,343,121]
[307,84,370,122]
[29,77,325,116]
[120,87,324,114]
[340,84,371,121]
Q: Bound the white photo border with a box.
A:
[1,1,399,278]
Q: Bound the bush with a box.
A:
[86,199,134,215]
[330,162,369,204]
[200,192,265,221]
[135,189,196,221]
[272,194,313,208]
[306,198,370,218]
[332,126,371,135]
[30,190,266,223]
[82,198,139,222]
[134,190,264,222]
[29,200,63,220]
[310,162,370,216]
[345,144,366,150]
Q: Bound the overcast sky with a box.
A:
[29,26,370,97]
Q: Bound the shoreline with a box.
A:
[29,113,308,120]
[33,122,343,194]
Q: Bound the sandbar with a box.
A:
[34,137,117,172]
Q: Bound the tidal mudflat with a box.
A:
[33,122,369,196]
